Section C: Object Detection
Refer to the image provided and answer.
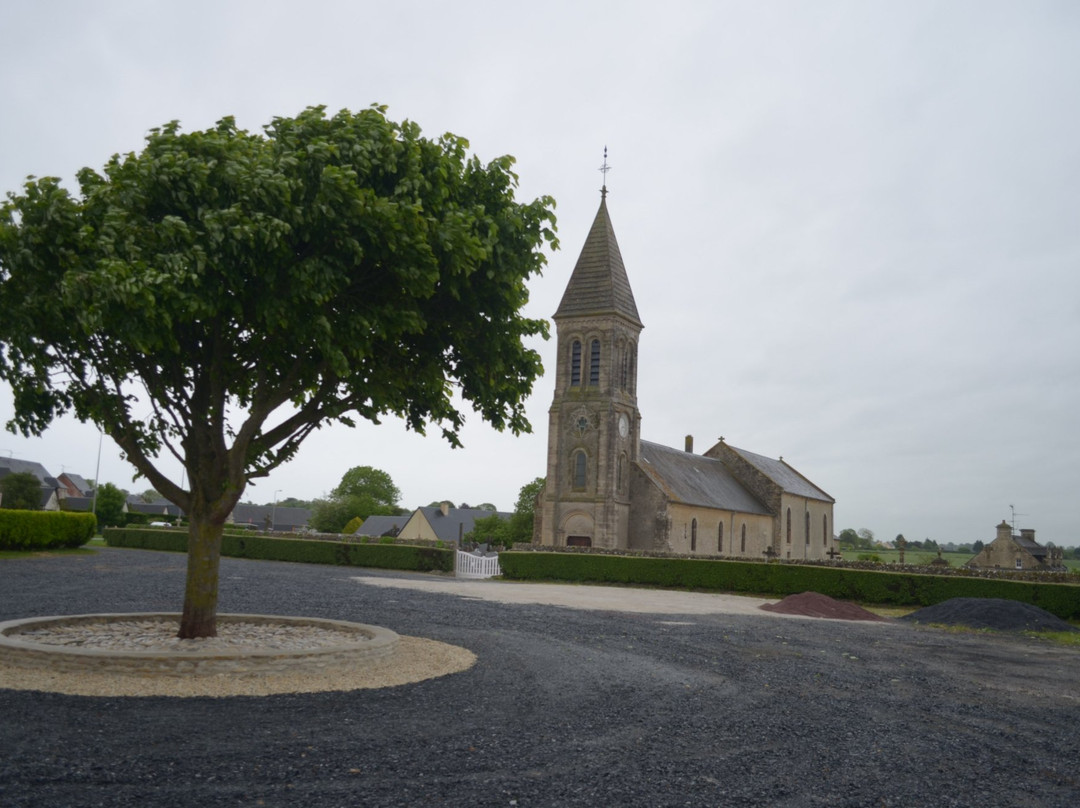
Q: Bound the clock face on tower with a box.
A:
[618,414,629,438]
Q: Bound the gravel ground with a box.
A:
[2,547,1079,808]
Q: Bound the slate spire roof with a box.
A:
[554,191,642,327]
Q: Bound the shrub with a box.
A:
[103,529,453,572]
[0,510,97,551]
[498,552,1080,620]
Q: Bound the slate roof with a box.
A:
[724,444,835,503]
[129,501,184,517]
[353,515,408,538]
[553,194,642,326]
[0,458,57,486]
[413,506,512,543]
[637,440,770,514]
[1014,533,1048,559]
[230,504,311,530]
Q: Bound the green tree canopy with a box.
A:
[94,482,128,527]
[331,466,401,509]
[0,105,556,636]
[465,476,544,548]
[310,464,403,533]
[0,471,42,510]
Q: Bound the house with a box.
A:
[392,502,511,545]
[966,521,1066,571]
[535,187,836,559]
[228,503,311,532]
[57,472,93,498]
[353,514,408,539]
[0,458,62,510]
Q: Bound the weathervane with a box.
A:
[599,146,611,197]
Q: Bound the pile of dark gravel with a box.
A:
[900,597,1078,632]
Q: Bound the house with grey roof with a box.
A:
[536,186,835,559]
[228,504,311,532]
[353,514,409,539]
[393,502,511,545]
[966,521,1066,571]
[0,458,62,511]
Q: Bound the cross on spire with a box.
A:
[599,146,611,198]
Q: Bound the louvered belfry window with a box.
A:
[570,341,582,386]
[589,340,600,385]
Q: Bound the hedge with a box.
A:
[103,528,454,573]
[0,510,97,551]
[499,552,1080,620]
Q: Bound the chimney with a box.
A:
[685,435,694,453]
[1020,528,1036,543]
[440,501,450,516]
[996,520,1012,543]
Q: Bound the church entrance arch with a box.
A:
[561,512,594,548]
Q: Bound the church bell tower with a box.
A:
[537,179,643,549]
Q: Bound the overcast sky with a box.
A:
[2,1,1078,546]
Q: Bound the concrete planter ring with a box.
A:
[0,613,400,677]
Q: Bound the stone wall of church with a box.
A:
[627,466,670,551]
[777,495,835,561]
[664,503,773,559]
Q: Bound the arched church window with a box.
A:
[572,451,587,490]
[691,519,698,552]
[786,509,791,544]
[805,511,810,545]
[740,524,746,553]
[628,343,636,389]
[718,523,724,553]
[823,515,828,546]
[617,453,626,491]
[570,341,582,386]
[589,340,600,386]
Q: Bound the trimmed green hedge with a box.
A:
[499,552,1080,620]
[103,528,453,573]
[0,510,97,551]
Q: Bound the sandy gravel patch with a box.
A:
[0,636,475,698]
[355,576,784,615]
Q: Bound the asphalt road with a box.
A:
[2,547,1078,807]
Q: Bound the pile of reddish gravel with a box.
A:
[759,591,888,622]
[899,597,1078,633]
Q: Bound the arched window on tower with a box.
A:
[570,341,582,386]
[572,451,587,490]
[589,340,600,386]
[691,518,698,552]
[805,511,810,545]
[718,522,724,554]
[786,508,791,544]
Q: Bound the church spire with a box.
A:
[553,154,642,327]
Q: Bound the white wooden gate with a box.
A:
[456,550,501,579]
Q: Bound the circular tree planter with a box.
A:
[0,613,399,677]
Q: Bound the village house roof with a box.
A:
[637,440,771,515]
[0,458,59,487]
[553,193,642,327]
[229,504,311,531]
[353,514,409,538]
[410,505,512,544]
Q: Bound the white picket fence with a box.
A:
[456,549,502,579]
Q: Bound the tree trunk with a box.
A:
[178,512,226,638]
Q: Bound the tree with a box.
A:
[94,482,128,527]
[311,465,404,533]
[972,540,985,553]
[466,476,543,548]
[856,528,875,549]
[0,471,42,510]
[332,466,400,508]
[836,528,860,549]
[138,488,162,503]
[0,106,556,637]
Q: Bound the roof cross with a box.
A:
[599,146,611,197]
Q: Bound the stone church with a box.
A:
[535,188,836,560]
